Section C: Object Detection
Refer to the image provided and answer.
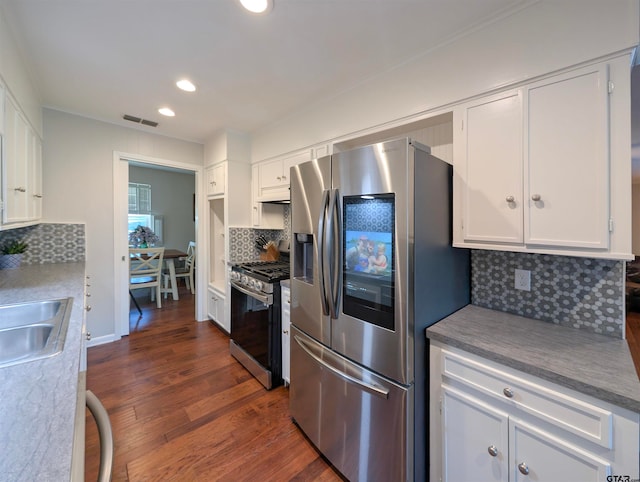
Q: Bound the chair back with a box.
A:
[184,250,195,275]
[186,241,196,257]
[129,247,165,283]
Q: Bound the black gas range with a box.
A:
[229,251,290,390]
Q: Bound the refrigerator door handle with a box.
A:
[326,189,341,319]
[293,334,390,399]
[318,189,330,316]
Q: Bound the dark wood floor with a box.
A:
[84,287,342,482]
[626,311,640,379]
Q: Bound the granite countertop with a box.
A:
[0,263,86,481]
[427,304,640,413]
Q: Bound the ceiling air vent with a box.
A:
[123,114,158,127]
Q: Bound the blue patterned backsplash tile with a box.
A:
[0,223,86,264]
[471,250,623,338]
[228,206,291,264]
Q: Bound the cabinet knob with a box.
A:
[531,194,541,202]
[517,462,530,475]
[282,174,287,180]
[85,305,92,312]
[86,293,91,297]
[276,176,282,181]
[14,187,26,193]
[34,194,43,198]
[503,387,514,398]
[283,330,289,334]
[487,445,498,457]
[505,195,515,203]
[86,332,92,340]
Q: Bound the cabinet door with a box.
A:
[525,64,609,249]
[281,286,291,384]
[28,129,42,220]
[442,386,509,482]
[258,158,284,189]
[460,90,523,243]
[207,163,225,197]
[3,96,29,223]
[510,418,611,482]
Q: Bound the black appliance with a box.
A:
[229,248,290,390]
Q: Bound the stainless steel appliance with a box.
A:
[289,138,470,481]
[230,252,290,390]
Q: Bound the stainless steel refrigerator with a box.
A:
[289,137,470,481]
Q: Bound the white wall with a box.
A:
[251,1,639,161]
[129,165,196,251]
[42,109,203,339]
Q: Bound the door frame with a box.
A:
[113,151,206,337]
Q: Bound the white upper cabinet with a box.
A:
[1,92,43,227]
[3,94,30,224]
[255,149,311,202]
[458,89,523,244]
[525,64,609,249]
[453,56,630,259]
[206,162,225,197]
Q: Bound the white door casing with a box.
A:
[113,151,206,338]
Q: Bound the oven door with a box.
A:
[229,281,282,389]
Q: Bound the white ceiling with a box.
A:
[2,0,528,144]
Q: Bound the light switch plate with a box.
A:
[514,269,531,291]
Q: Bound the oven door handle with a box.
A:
[231,281,272,305]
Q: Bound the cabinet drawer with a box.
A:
[441,349,612,448]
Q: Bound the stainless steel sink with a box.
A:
[0,298,73,368]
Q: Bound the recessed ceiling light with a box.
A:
[158,107,175,117]
[176,79,196,92]
[239,0,273,14]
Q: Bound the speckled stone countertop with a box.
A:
[0,263,86,481]
[427,305,640,413]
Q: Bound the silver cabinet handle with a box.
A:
[86,390,114,482]
[531,194,541,201]
[86,305,92,312]
[518,462,530,475]
[487,445,498,457]
[86,332,92,340]
[281,174,287,180]
[14,187,26,192]
[276,176,282,181]
[34,194,43,198]
[283,329,289,334]
[503,387,514,398]
[505,195,515,203]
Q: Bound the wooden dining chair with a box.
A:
[129,247,165,309]
[163,249,195,297]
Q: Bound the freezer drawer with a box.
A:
[289,326,413,482]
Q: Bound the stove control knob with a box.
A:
[230,272,238,281]
[241,275,249,284]
[254,280,263,291]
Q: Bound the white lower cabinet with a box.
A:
[281,284,290,385]
[207,286,227,332]
[431,344,638,482]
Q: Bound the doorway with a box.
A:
[114,151,206,338]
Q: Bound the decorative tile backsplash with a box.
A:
[471,250,624,338]
[0,224,85,264]
[228,206,291,263]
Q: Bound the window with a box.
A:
[128,183,162,243]
[128,183,151,213]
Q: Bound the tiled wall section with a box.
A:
[0,224,85,264]
[471,250,624,338]
[228,206,291,263]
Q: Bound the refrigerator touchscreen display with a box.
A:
[342,194,395,330]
